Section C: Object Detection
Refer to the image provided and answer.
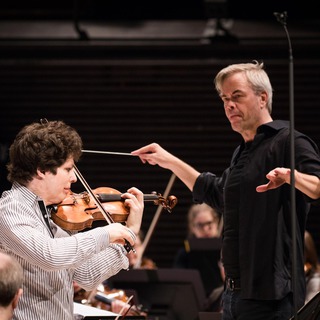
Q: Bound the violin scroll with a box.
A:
[147,192,177,213]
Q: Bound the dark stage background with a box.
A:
[1,0,320,268]
[0,0,318,20]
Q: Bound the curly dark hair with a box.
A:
[7,120,83,185]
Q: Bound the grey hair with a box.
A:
[214,60,273,114]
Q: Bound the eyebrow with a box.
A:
[220,89,243,98]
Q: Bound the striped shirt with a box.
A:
[0,182,129,320]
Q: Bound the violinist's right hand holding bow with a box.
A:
[107,187,144,248]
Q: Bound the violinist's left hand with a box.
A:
[121,187,144,236]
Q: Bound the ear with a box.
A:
[12,288,23,309]
[260,91,268,107]
[36,168,46,179]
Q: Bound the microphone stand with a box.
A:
[274,11,298,318]
[73,0,89,40]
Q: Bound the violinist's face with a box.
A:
[41,158,77,205]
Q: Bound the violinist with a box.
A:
[0,120,144,320]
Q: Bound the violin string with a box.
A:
[73,164,135,254]
[73,165,114,224]
[82,150,136,156]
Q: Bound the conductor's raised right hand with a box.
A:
[132,143,200,192]
[131,143,174,169]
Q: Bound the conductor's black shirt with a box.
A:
[192,120,320,308]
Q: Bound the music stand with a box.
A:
[184,238,223,296]
[107,268,206,320]
[185,238,222,251]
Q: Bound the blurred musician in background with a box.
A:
[173,203,224,311]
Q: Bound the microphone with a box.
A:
[273,11,287,25]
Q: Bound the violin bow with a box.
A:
[73,164,134,253]
[114,295,134,320]
[133,173,176,269]
[82,150,137,157]
[80,149,177,261]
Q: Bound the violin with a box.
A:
[74,283,147,317]
[51,186,177,231]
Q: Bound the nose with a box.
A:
[70,169,77,183]
[202,224,213,233]
[224,100,235,111]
